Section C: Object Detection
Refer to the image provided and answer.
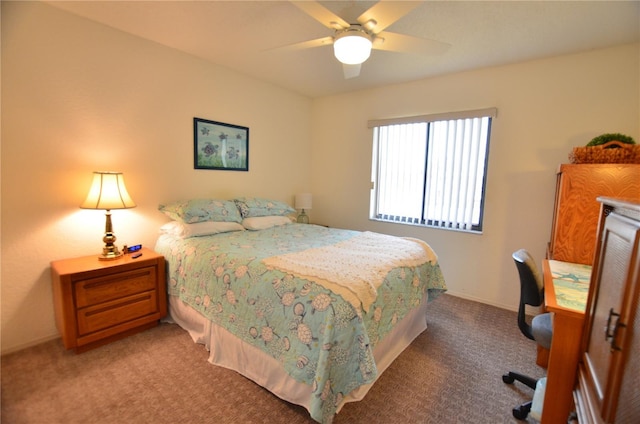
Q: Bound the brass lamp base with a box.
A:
[98,210,123,260]
[99,248,123,261]
[99,254,123,261]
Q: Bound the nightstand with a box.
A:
[51,247,167,353]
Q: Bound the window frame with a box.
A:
[369,108,496,234]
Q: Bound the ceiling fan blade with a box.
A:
[373,31,450,55]
[342,63,361,79]
[290,1,349,30]
[357,1,423,33]
[268,36,334,52]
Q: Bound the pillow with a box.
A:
[158,199,242,223]
[242,216,292,231]
[160,221,244,238]
[234,197,296,218]
[159,221,183,235]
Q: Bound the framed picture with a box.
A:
[194,117,249,171]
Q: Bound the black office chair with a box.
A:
[502,249,553,420]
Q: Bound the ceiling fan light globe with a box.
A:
[333,33,372,65]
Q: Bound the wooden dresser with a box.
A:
[51,248,167,352]
[574,198,640,423]
[548,164,640,265]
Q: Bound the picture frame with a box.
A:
[194,117,249,171]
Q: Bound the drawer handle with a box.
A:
[604,307,619,341]
[611,318,626,353]
[605,307,625,352]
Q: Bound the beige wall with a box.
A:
[310,43,639,309]
[1,2,312,353]
[2,1,639,354]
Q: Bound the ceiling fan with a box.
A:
[285,0,450,79]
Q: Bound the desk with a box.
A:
[540,259,591,424]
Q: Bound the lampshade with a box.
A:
[333,28,373,65]
[80,171,135,260]
[80,172,136,210]
[295,193,313,210]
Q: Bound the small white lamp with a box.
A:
[80,171,136,260]
[295,193,312,224]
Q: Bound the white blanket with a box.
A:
[262,231,437,312]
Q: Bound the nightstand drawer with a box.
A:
[77,290,158,335]
[75,266,157,308]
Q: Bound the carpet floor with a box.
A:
[1,294,545,423]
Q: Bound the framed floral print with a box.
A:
[194,117,249,171]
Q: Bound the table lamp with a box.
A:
[295,193,312,224]
[80,171,136,260]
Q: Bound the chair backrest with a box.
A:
[512,249,545,340]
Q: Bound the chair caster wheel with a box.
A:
[502,373,515,384]
[512,404,531,420]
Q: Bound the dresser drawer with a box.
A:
[75,266,157,308]
[76,290,158,336]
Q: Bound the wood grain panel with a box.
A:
[610,219,640,423]
[574,199,640,424]
[550,164,640,265]
[75,266,156,308]
[77,291,158,335]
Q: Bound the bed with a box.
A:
[154,198,447,423]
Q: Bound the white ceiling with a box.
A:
[47,0,640,98]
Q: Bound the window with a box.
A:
[369,108,495,233]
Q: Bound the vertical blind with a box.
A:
[374,123,427,223]
[370,108,495,232]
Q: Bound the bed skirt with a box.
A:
[167,293,430,416]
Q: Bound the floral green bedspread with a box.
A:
[155,224,446,423]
